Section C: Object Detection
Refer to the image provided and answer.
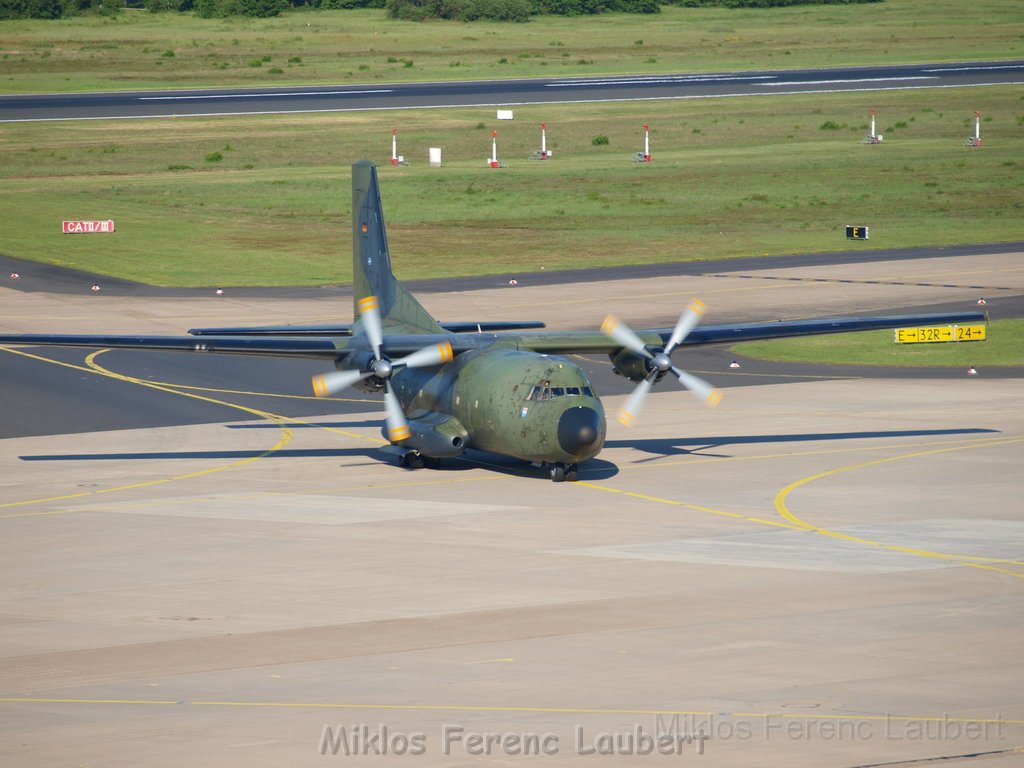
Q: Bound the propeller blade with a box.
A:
[392,340,454,370]
[674,367,723,408]
[617,377,654,428]
[357,295,384,356]
[311,368,371,398]
[383,384,411,442]
[665,298,706,354]
[601,315,653,358]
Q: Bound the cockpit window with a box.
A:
[528,385,553,401]
[527,383,594,400]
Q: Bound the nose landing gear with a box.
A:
[548,462,579,483]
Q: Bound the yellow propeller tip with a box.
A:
[311,375,327,399]
[617,410,636,428]
[357,295,380,313]
[389,426,411,442]
[600,316,618,334]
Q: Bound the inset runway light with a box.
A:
[967,367,979,376]
[91,284,100,292]
[508,279,518,286]
[977,297,986,305]
[10,272,19,279]
[215,288,224,296]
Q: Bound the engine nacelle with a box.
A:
[336,349,384,393]
[384,411,469,458]
[609,348,651,383]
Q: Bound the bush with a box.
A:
[194,0,286,16]
[146,0,189,10]
[1,0,64,18]
[670,0,879,6]
[591,134,609,145]
[205,151,224,162]
[386,0,527,19]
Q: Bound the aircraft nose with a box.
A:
[557,406,602,457]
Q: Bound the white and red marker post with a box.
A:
[634,124,651,162]
[390,128,408,165]
[489,130,501,168]
[864,109,882,144]
[538,123,550,159]
[968,111,982,147]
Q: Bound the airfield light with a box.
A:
[489,130,501,168]
[864,109,882,144]
[390,128,407,166]
[533,123,551,160]
[968,111,983,147]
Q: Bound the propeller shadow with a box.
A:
[605,428,999,461]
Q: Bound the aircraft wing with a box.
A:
[0,334,347,359]
[0,311,986,359]
[509,310,989,355]
[188,321,546,336]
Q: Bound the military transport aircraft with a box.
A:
[0,161,985,481]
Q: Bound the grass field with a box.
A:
[0,0,1021,94]
[732,318,1024,367]
[1,86,1021,286]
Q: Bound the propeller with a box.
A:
[311,295,454,443]
[601,298,721,427]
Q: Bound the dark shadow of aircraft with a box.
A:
[604,427,999,461]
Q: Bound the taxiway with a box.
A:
[1,247,1022,767]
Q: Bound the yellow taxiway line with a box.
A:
[0,696,1020,728]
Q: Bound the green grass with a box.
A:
[1,86,1021,286]
[733,319,1024,367]
[0,0,1021,93]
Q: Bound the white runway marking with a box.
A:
[139,89,393,100]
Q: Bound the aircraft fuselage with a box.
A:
[390,346,606,466]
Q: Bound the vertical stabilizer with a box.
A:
[351,161,444,333]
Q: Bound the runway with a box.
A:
[1,247,1023,766]
[1,60,1022,122]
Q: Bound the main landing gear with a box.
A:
[398,450,439,470]
[548,462,579,483]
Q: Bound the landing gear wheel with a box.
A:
[400,452,424,470]
[550,463,566,482]
[565,465,579,483]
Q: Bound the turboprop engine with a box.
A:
[391,411,469,459]
[609,348,663,383]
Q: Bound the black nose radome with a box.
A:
[558,406,601,457]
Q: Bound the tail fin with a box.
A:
[351,161,443,333]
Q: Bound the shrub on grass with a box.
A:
[194,0,287,17]
[205,151,224,162]
[591,134,609,145]
[386,0,529,20]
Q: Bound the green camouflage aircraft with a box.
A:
[0,161,985,481]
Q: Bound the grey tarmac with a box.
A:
[0,246,1022,767]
